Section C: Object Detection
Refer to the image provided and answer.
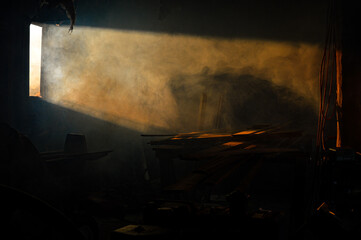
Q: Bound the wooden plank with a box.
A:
[151,145,183,150]
[180,141,248,160]
[183,146,302,162]
[140,134,177,137]
[150,129,303,148]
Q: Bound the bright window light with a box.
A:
[29,24,42,97]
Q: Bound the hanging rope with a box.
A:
[308,0,340,219]
[316,0,338,155]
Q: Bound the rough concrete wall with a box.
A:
[339,1,361,151]
[2,0,329,196]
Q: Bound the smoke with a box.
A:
[42,26,322,133]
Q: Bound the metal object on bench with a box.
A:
[39,133,112,179]
[64,133,88,154]
[39,133,112,163]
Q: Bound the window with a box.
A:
[29,23,42,97]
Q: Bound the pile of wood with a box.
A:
[144,125,311,199]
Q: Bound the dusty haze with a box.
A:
[42,26,322,133]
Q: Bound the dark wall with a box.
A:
[70,0,328,43]
[339,1,361,152]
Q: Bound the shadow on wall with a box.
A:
[23,98,161,197]
[169,72,318,133]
